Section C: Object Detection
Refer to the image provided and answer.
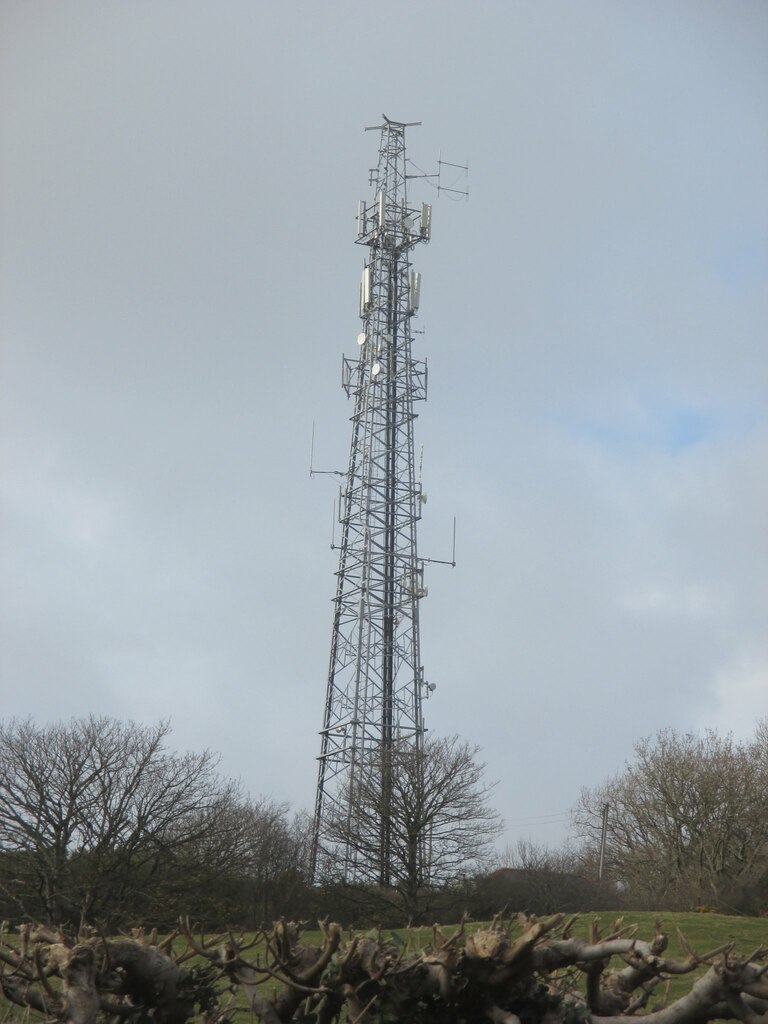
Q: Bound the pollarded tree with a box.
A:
[6,913,768,1024]
[0,716,236,926]
[321,734,502,921]
[573,723,768,912]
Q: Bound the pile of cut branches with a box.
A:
[2,913,768,1024]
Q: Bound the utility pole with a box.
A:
[598,802,609,882]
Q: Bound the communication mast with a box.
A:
[310,116,439,886]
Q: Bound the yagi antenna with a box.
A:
[406,148,469,201]
[437,149,469,200]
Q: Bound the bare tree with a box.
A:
[321,734,502,921]
[573,724,768,912]
[0,716,235,926]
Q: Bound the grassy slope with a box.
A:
[311,909,767,958]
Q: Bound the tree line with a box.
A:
[1,715,767,930]
[0,718,308,929]
[573,721,768,914]
[487,720,768,917]
[0,717,501,929]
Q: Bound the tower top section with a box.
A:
[355,118,432,263]
[365,114,422,130]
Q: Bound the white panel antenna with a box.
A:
[408,270,421,312]
[359,266,372,315]
[420,203,432,240]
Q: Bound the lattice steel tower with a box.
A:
[310,117,436,885]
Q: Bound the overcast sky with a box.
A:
[2,1,767,851]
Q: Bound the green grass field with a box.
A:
[293,909,767,961]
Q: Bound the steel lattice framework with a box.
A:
[310,117,434,886]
